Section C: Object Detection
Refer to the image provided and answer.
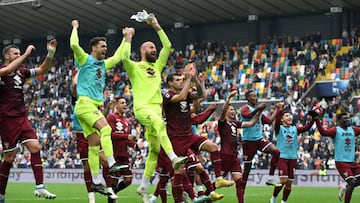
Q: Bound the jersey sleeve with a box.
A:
[120,39,137,75]
[240,105,251,118]
[155,29,172,72]
[274,110,282,134]
[316,119,336,138]
[163,91,174,105]
[70,28,88,66]
[104,38,125,70]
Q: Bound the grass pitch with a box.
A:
[5,182,360,202]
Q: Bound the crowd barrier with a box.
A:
[8,169,345,187]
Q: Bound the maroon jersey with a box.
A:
[218,119,243,156]
[106,112,131,157]
[163,90,192,138]
[0,66,34,117]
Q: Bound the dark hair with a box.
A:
[282,109,292,116]
[2,44,19,56]
[166,72,181,85]
[245,88,256,99]
[89,37,106,52]
[336,112,348,120]
[114,95,126,102]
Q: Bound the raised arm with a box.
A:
[70,20,87,66]
[263,105,278,124]
[242,103,266,128]
[104,38,125,70]
[191,103,218,125]
[297,117,315,134]
[120,27,137,70]
[150,17,172,69]
[189,67,206,101]
[169,68,192,103]
[220,90,237,121]
[315,118,336,138]
[0,45,35,76]
[34,39,57,76]
[105,27,135,70]
[274,103,283,134]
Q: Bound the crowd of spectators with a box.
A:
[2,28,360,174]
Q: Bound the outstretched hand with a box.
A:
[71,19,79,28]
[228,90,237,99]
[24,45,36,57]
[47,39,57,59]
[257,103,267,111]
[185,63,196,77]
[49,39,57,47]
[147,15,158,26]
[308,110,320,119]
[122,27,135,37]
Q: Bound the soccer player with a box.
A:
[0,40,57,202]
[163,68,234,202]
[269,103,314,203]
[188,103,219,197]
[71,69,117,202]
[149,105,218,203]
[106,96,138,203]
[218,90,266,203]
[120,17,187,202]
[70,19,125,194]
[240,89,281,189]
[313,111,360,203]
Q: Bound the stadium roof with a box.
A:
[0,0,359,41]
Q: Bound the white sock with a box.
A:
[108,187,114,193]
[36,184,44,189]
[197,185,204,192]
[88,192,95,199]
[268,175,274,179]
[271,196,276,201]
[141,176,150,189]
[149,195,157,201]
[167,152,177,161]
[107,156,116,167]
[92,174,102,184]
[281,200,286,203]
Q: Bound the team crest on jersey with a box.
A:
[345,138,351,145]
[146,68,155,78]
[180,101,188,112]
[13,74,23,89]
[96,68,102,79]
[165,93,170,99]
[286,135,293,143]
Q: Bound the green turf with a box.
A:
[5,183,360,202]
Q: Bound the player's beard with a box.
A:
[146,53,156,62]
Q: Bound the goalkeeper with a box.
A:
[121,14,187,202]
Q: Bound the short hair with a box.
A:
[2,44,19,56]
[336,112,348,120]
[282,109,292,116]
[89,37,106,52]
[114,95,126,102]
[245,88,256,99]
[166,72,181,85]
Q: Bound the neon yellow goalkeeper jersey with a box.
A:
[121,30,172,110]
